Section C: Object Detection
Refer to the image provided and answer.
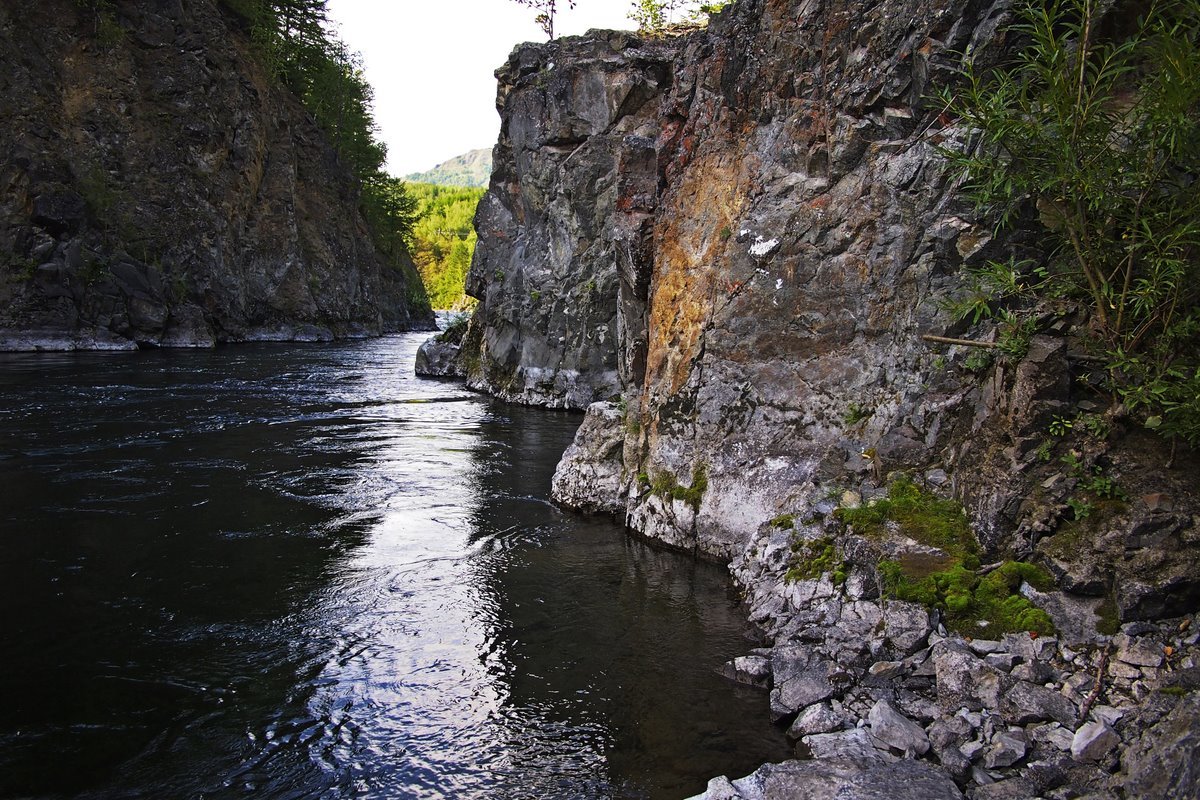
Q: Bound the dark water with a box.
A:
[0,334,789,799]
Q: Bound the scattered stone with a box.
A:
[787,702,850,737]
[868,698,930,756]
[982,729,1027,769]
[926,469,949,486]
[1071,721,1120,761]
[684,758,964,800]
[968,639,1004,656]
[717,654,771,688]
[961,738,987,761]
[1089,705,1124,727]
[984,653,1019,672]
[928,715,973,750]
[1003,681,1078,727]
[1030,723,1076,752]
[1011,660,1055,685]
[969,776,1037,800]
[1107,659,1141,680]
[1113,634,1164,668]
[869,660,906,679]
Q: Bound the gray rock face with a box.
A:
[469,0,1199,626]
[1120,691,1200,798]
[457,0,1200,796]
[550,401,626,514]
[685,758,964,800]
[0,1,433,350]
[458,31,679,409]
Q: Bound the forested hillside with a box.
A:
[405,149,493,188]
[408,183,484,310]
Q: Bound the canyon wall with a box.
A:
[0,0,432,351]
[445,0,1200,795]
[461,0,1197,616]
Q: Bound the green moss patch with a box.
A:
[879,559,1056,637]
[786,536,848,585]
[769,513,795,529]
[835,476,978,565]
[648,465,708,511]
[1095,595,1121,636]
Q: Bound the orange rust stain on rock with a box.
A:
[644,155,744,397]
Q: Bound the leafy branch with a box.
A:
[936,0,1200,444]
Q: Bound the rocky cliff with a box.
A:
[0,0,433,351]
[430,0,1200,796]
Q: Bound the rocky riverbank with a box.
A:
[422,0,1199,795]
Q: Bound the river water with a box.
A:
[0,333,789,799]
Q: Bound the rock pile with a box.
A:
[694,545,1200,799]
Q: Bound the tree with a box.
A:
[510,0,576,39]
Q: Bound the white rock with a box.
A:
[1071,721,1120,761]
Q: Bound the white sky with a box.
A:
[324,1,636,176]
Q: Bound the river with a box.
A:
[0,333,789,799]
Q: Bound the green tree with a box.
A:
[938,0,1200,444]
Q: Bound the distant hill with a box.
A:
[405,148,493,188]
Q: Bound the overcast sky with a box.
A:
[324,0,636,176]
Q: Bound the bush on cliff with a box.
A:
[939,0,1200,446]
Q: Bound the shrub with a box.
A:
[937,0,1200,444]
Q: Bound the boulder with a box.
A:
[717,654,771,689]
[934,646,1009,711]
[684,758,964,800]
[414,336,464,378]
[788,702,851,737]
[770,647,836,720]
[1002,681,1078,727]
[867,698,930,756]
[1071,721,1120,761]
[550,401,626,515]
[803,728,891,761]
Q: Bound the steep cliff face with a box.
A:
[468,0,1198,620]
[0,0,432,351]
[460,31,679,408]
[459,0,1200,794]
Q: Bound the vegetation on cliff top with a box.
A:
[940,0,1200,445]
